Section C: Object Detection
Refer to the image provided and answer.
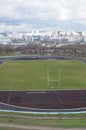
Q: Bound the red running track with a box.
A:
[0,90,86,110]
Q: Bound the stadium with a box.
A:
[0,55,86,114]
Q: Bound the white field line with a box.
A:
[0,101,86,112]
[79,60,86,65]
[72,58,86,65]
[0,61,5,68]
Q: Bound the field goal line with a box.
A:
[47,68,61,88]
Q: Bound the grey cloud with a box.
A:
[0,0,86,31]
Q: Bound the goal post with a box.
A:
[47,68,61,88]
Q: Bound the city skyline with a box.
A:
[0,0,86,32]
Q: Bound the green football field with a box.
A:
[0,59,86,90]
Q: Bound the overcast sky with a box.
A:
[0,0,86,32]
